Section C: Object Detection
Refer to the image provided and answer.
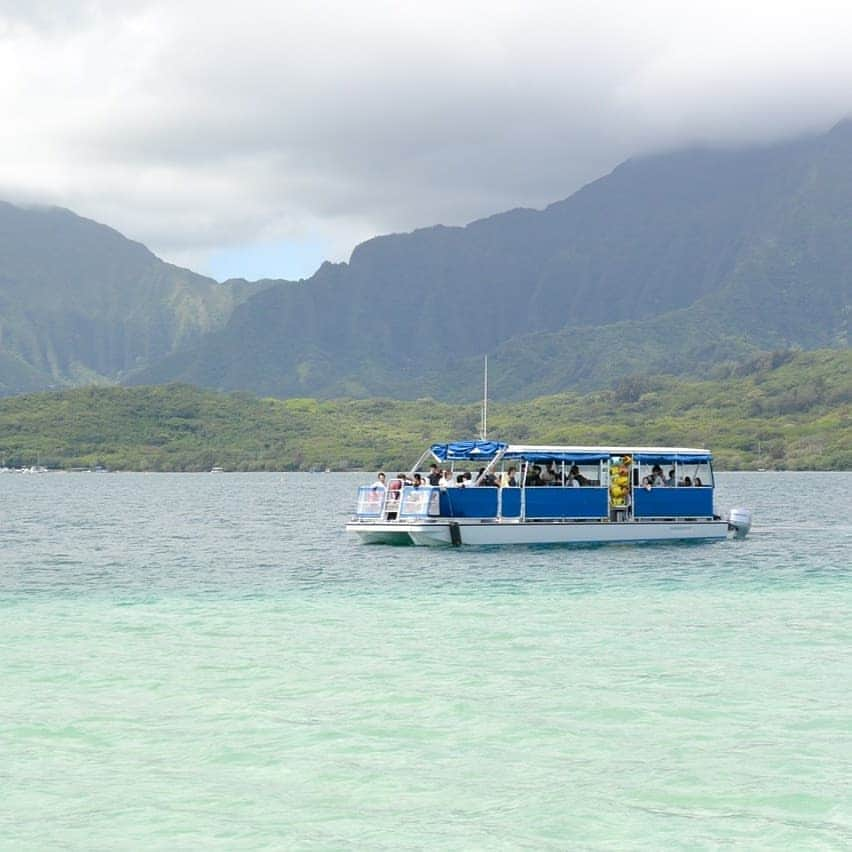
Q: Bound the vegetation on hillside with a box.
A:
[0,349,848,471]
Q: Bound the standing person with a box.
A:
[441,469,455,488]
[371,471,386,489]
[428,463,442,486]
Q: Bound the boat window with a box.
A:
[638,460,713,487]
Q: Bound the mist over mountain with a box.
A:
[1,121,850,400]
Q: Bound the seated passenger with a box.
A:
[412,473,424,488]
[568,465,589,486]
[526,465,542,486]
[501,466,518,488]
[641,476,652,491]
[441,469,455,488]
[680,476,693,487]
[665,469,675,487]
[456,473,466,487]
[539,462,558,484]
[694,476,703,486]
[651,465,665,486]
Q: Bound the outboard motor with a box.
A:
[727,507,752,539]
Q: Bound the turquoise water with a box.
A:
[1,472,850,849]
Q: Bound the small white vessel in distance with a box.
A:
[346,441,752,546]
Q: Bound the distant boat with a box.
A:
[210,466,224,473]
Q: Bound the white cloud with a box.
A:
[1,0,850,279]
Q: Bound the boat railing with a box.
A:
[399,486,441,519]
[524,486,609,519]
[355,486,387,518]
[633,486,714,518]
[440,485,609,520]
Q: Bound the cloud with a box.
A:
[1,0,851,279]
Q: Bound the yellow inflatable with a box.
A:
[609,457,632,506]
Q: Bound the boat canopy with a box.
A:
[429,442,712,464]
[430,441,508,461]
[632,452,712,464]
[504,449,610,462]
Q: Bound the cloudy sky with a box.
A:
[1,0,850,281]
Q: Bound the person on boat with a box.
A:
[665,468,676,487]
[568,464,588,486]
[680,476,693,487]
[481,470,498,487]
[526,465,542,486]
[412,473,424,488]
[463,471,475,487]
[694,476,703,486]
[428,464,442,486]
[501,466,518,487]
[371,472,386,489]
[539,462,556,485]
[651,465,665,486]
[388,474,404,499]
[441,469,456,488]
[456,473,466,487]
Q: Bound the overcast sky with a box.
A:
[1,0,851,281]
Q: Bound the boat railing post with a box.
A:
[520,461,527,521]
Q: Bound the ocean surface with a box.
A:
[1,471,850,849]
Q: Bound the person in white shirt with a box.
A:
[371,472,386,489]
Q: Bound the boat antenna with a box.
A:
[480,355,488,441]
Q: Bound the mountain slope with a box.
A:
[0,202,250,394]
[132,121,852,400]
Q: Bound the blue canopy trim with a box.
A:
[504,450,610,463]
[633,453,712,464]
[430,441,508,461]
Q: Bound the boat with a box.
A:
[346,440,752,546]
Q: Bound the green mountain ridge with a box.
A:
[129,121,852,400]
[0,121,850,401]
[0,202,277,394]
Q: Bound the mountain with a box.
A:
[0,202,270,394]
[2,121,850,401]
[130,120,851,400]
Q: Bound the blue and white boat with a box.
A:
[346,441,752,546]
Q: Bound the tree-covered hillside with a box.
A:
[2,349,848,471]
